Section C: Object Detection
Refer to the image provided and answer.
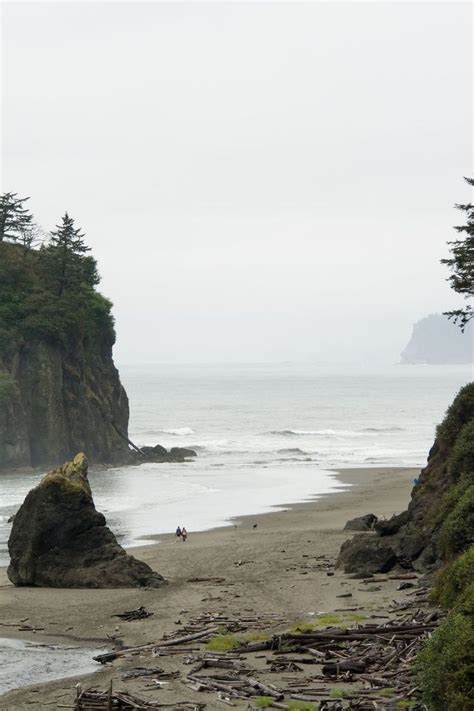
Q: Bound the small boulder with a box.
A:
[337,535,398,575]
[344,513,378,531]
[7,453,166,588]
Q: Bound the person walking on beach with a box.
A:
[176,526,182,539]
[181,526,188,542]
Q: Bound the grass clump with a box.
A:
[205,634,240,652]
[255,698,272,708]
[395,702,412,709]
[378,688,395,697]
[292,612,366,633]
[438,487,474,559]
[329,688,350,699]
[287,702,316,711]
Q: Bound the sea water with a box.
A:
[0,363,472,566]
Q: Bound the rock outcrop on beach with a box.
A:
[7,453,166,588]
[400,313,473,364]
[139,445,197,462]
[338,383,474,575]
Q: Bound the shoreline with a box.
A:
[0,465,417,708]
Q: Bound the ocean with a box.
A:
[0,363,472,567]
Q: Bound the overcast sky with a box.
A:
[2,1,472,364]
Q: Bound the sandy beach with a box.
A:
[0,466,417,710]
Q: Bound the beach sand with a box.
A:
[0,466,417,710]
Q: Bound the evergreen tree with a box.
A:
[45,213,98,297]
[0,192,34,243]
[442,177,474,330]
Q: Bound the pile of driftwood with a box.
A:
[90,604,439,709]
[74,682,204,710]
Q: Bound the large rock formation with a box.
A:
[8,453,165,588]
[338,383,474,575]
[0,241,130,469]
[401,313,473,365]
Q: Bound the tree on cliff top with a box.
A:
[442,177,474,330]
[44,212,99,297]
[0,192,34,243]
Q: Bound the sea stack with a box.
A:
[7,453,166,588]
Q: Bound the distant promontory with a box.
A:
[401,313,473,365]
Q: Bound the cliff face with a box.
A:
[0,336,130,470]
[0,242,130,469]
[0,339,129,469]
[401,313,473,364]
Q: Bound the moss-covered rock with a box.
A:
[7,453,166,588]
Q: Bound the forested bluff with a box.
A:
[0,196,130,469]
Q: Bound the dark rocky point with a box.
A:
[7,453,166,588]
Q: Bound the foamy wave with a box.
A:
[160,427,195,436]
[277,447,308,454]
[270,428,363,437]
[362,427,405,433]
[270,427,404,438]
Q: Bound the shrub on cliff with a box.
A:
[448,418,474,480]
[416,605,474,711]
[436,383,474,452]
[438,485,474,559]
[431,546,474,609]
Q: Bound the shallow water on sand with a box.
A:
[0,638,101,694]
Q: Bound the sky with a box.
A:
[1,1,472,364]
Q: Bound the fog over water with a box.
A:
[2,2,472,364]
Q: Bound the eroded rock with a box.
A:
[7,453,166,588]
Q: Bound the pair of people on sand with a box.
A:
[175,525,188,542]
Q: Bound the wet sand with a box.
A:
[0,466,416,710]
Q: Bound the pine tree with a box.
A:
[442,177,474,330]
[45,213,98,297]
[0,192,34,243]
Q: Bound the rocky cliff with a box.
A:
[401,313,473,364]
[0,241,130,469]
[338,382,474,575]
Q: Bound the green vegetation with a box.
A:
[416,605,474,711]
[204,634,240,652]
[378,688,395,697]
[287,702,316,711]
[329,688,350,699]
[255,698,272,708]
[436,384,474,451]
[448,419,474,480]
[438,485,474,558]
[431,547,474,609]
[0,196,115,359]
[291,612,366,633]
[394,702,412,709]
[441,176,474,329]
